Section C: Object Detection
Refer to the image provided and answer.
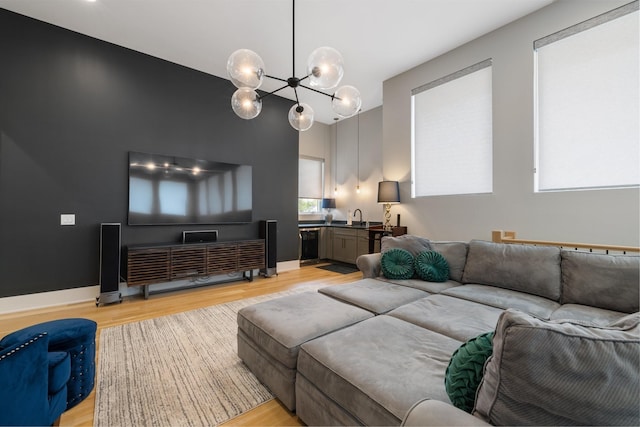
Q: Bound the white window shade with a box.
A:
[298,156,324,199]
[535,3,639,191]
[412,60,493,197]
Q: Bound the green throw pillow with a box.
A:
[380,248,415,279]
[415,250,450,282]
[445,331,495,413]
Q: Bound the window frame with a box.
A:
[298,155,325,215]
[533,2,639,192]
[411,59,494,198]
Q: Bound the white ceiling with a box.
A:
[0,0,554,125]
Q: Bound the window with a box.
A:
[298,156,324,214]
[534,2,639,192]
[411,59,493,197]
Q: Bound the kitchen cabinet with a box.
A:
[320,227,332,259]
[330,228,369,264]
[356,229,370,259]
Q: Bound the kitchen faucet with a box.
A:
[353,209,363,226]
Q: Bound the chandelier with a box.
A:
[226,0,362,131]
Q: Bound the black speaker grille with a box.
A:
[100,223,121,292]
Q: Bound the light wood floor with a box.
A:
[0,263,362,427]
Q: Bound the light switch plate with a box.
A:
[60,214,75,226]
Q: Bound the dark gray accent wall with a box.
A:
[0,9,299,298]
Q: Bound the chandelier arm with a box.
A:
[258,83,291,101]
[293,87,301,106]
[298,83,337,99]
[265,74,289,84]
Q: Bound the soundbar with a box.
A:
[182,230,218,244]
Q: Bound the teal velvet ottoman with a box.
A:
[0,318,97,410]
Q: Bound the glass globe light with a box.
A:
[231,88,262,119]
[307,47,344,90]
[288,103,314,131]
[227,49,265,89]
[331,85,362,118]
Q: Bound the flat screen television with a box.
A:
[128,151,252,225]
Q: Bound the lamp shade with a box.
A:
[288,103,314,131]
[331,85,362,118]
[231,88,262,119]
[321,198,336,209]
[307,47,344,90]
[377,181,400,203]
[226,49,265,89]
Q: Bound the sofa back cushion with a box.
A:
[474,310,640,426]
[461,240,561,301]
[381,235,432,256]
[430,241,468,282]
[561,250,640,313]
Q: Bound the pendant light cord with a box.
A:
[357,111,360,189]
[292,0,295,78]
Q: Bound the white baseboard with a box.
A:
[0,261,301,315]
[0,285,102,314]
[277,259,300,272]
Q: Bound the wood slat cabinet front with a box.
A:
[171,246,207,280]
[207,243,238,274]
[127,248,171,286]
[127,240,265,292]
[237,240,266,271]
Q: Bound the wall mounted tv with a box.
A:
[128,151,252,225]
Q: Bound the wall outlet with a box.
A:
[60,214,75,226]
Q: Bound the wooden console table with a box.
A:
[127,239,265,298]
[368,225,408,253]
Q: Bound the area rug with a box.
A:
[316,263,359,274]
[94,285,322,427]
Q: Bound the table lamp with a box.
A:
[377,181,400,232]
[321,198,336,224]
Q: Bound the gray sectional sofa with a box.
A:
[237,236,640,426]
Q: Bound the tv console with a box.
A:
[127,239,265,299]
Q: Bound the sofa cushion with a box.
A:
[237,292,373,369]
[297,315,462,425]
[382,277,461,294]
[461,240,562,301]
[47,351,70,395]
[474,309,640,426]
[415,251,449,282]
[381,248,415,279]
[381,234,432,256]
[402,399,491,426]
[430,241,468,282]
[441,284,560,320]
[388,294,503,342]
[551,303,628,326]
[445,332,494,413]
[561,250,639,313]
[319,279,429,314]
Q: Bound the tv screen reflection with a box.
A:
[128,151,252,225]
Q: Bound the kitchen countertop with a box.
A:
[298,221,383,229]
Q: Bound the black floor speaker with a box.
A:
[97,223,123,306]
[259,220,277,277]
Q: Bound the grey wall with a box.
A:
[383,0,639,246]
[0,9,299,298]
[298,107,385,225]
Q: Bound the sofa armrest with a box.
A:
[0,333,66,426]
[356,253,382,278]
[402,399,491,426]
